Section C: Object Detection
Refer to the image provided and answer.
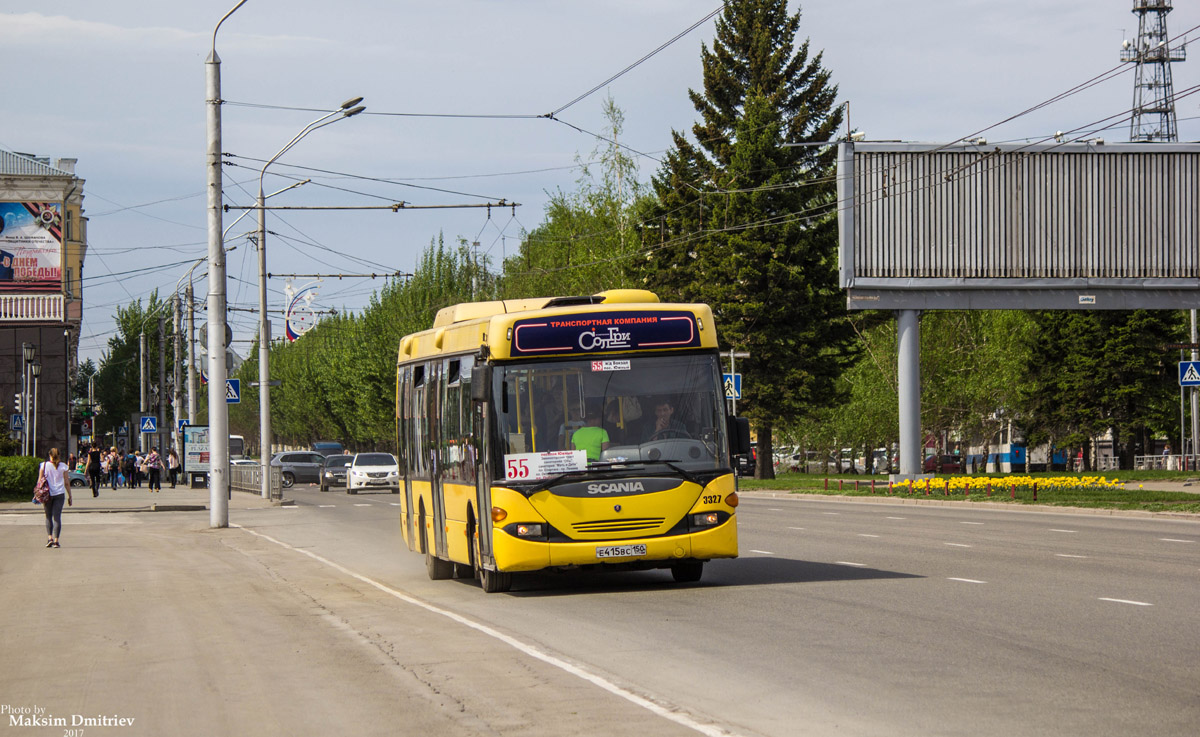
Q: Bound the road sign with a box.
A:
[177,418,191,432]
[140,416,158,433]
[1181,361,1200,387]
[118,425,128,436]
[10,414,24,431]
[226,378,241,404]
[723,373,742,400]
[81,419,92,435]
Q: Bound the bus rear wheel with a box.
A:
[671,560,704,583]
[421,510,453,580]
[473,531,512,593]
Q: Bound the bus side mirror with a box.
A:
[471,365,492,403]
[727,416,751,455]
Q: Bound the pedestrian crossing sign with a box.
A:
[1181,361,1200,387]
[226,378,241,404]
[140,416,158,433]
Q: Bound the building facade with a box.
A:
[1,150,86,459]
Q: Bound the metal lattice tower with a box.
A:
[1121,0,1186,142]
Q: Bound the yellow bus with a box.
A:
[396,289,750,592]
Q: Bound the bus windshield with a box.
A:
[491,352,730,482]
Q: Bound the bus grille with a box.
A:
[572,518,665,535]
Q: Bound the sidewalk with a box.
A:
[0,480,287,514]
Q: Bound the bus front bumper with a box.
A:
[490,518,738,573]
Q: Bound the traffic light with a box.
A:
[13,393,20,414]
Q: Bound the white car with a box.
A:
[346,452,400,494]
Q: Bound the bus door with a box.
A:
[473,378,494,565]
[428,360,448,560]
[400,365,416,547]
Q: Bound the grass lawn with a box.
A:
[738,471,1200,514]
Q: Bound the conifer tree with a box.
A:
[639,0,854,477]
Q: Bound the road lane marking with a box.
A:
[787,527,806,531]
[858,534,880,538]
[1099,598,1152,607]
[948,578,986,584]
[767,508,783,511]
[822,512,840,515]
[1056,554,1088,558]
[390,503,403,507]
[233,525,741,737]
[749,549,774,555]
[959,522,984,525]
[1049,529,1076,533]
[1160,538,1194,543]
[885,517,906,520]
[354,503,372,507]
[944,543,973,548]
[835,561,867,567]
[319,505,336,508]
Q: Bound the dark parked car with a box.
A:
[270,451,327,488]
[319,455,353,492]
[735,448,756,476]
[923,454,963,474]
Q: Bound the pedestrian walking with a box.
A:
[125,451,138,489]
[37,447,71,548]
[168,449,180,488]
[87,443,103,497]
[146,447,162,492]
[108,447,121,488]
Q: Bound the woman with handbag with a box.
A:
[37,447,71,548]
[146,447,162,492]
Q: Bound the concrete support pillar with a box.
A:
[897,309,921,477]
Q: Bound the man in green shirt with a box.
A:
[571,406,610,462]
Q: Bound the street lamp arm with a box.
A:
[211,0,248,58]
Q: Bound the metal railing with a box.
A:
[230,463,283,500]
[0,293,64,322]
[1135,454,1199,472]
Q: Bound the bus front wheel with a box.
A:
[671,560,704,583]
[473,532,512,593]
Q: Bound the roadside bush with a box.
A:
[0,456,42,502]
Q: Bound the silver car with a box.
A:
[270,451,326,488]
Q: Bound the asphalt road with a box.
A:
[242,485,1200,737]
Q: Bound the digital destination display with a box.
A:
[510,310,700,356]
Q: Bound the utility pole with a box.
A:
[174,294,182,454]
[186,280,197,424]
[139,331,147,453]
[158,316,167,455]
[206,1,244,527]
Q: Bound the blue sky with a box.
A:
[3,1,1197,366]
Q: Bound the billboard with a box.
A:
[0,202,62,291]
[837,143,1200,310]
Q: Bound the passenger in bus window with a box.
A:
[571,405,610,461]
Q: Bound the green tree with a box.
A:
[1017,310,1182,468]
[93,294,175,447]
[502,96,645,298]
[639,0,853,477]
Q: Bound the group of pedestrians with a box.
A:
[79,444,179,495]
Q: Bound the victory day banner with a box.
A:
[0,202,63,291]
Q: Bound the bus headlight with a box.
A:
[692,512,720,528]
[515,523,543,538]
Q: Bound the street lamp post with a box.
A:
[206,0,245,527]
[256,98,365,499]
[29,361,41,459]
[21,342,34,456]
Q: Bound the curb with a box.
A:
[736,489,1200,521]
